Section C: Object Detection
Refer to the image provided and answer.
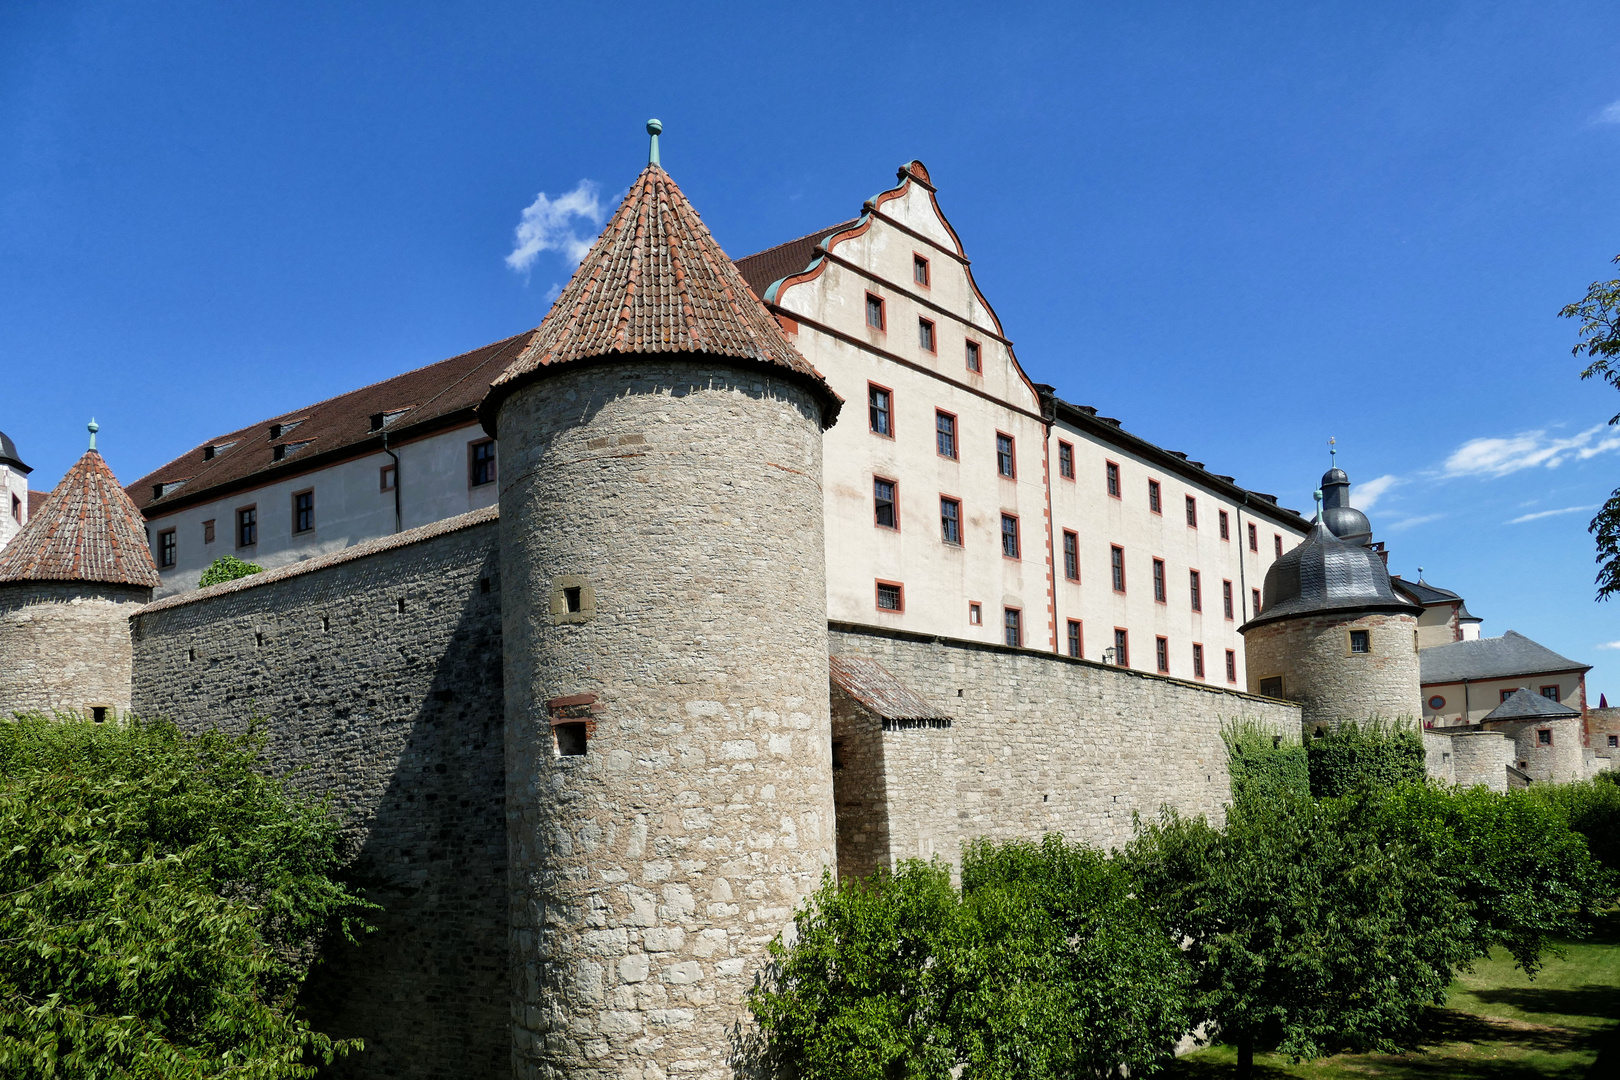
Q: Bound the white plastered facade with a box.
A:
[0,464,28,551]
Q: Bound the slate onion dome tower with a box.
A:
[477,122,843,1080]
[1239,486,1421,732]
[0,421,161,720]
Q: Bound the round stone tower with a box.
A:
[0,422,161,719]
[1240,474,1421,731]
[479,123,843,1080]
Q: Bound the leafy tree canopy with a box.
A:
[198,555,264,588]
[748,835,1190,1080]
[1559,253,1620,599]
[0,713,374,1079]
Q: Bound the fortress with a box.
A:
[0,126,1595,1078]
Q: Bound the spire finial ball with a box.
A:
[87,417,99,450]
[646,119,662,135]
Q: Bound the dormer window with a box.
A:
[269,419,304,440]
[913,254,930,287]
[201,441,235,462]
[269,423,282,440]
[203,445,214,460]
[369,408,412,432]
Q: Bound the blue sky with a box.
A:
[4,2,1619,696]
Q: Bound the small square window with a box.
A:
[1540,685,1561,702]
[913,254,930,287]
[555,722,588,757]
[1219,510,1230,540]
[1185,496,1198,528]
[996,433,1016,478]
[940,497,962,545]
[1066,620,1082,658]
[1001,513,1020,559]
[1192,643,1205,679]
[1538,729,1553,747]
[936,411,957,458]
[1155,636,1169,673]
[866,293,886,331]
[158,529,176,568]
[874,478,898,529]
[918,318,936,353]
[470,440,497,487]
[1349,630,1370,654]
[1058,441,1074,479]
[1148,479,1161,513]
[1105,461,1120,497]
[1260,676,1283,698]
[969,601,982,625]
[1063,530,1079,581]
[869,385,893,437]
[380,464,397,491]
[1152,558,1166,602]
[1609,735,1617,748]
[876,580,904,612]
[202,519,215,544]
[1004,607,1022,648]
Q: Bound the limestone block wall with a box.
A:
[1424,729,1510,792]
[1587,707,1620,765]
[1486,716,1585,784]
[130,509,507,1080]
[1244,611,1420,729]
[827,623,1302,878]
[496,363,837,1080]
[0,581,151,718]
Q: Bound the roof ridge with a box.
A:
[734,220,859,264]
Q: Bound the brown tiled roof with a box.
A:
[480,166,840,433]
[0,450,161,587]
[829,655,951,722]
[733,220,860,301]
[26,490,48,517]
[129,332,537,516]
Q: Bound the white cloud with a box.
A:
[1596,641,1620,650]
[1507,504,1597,524]
[1443,424,1620,477]
[1383,513,1443,532]
[1600,100,1620,124]
[505,180,605,273]
[1353,473,1398,512]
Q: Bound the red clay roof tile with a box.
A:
[0,450,161,588]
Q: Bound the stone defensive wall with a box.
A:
[129,507,508,1080]
[827,622,1303,880]
[0,581,152,717]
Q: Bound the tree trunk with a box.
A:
[1237,1034,1254,1080]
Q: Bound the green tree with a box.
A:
[198,554,264,588]
[747,835,1190,1080]
[0,713,374,1079]
[1305,719,1425,798]
[1559,253,1620,599]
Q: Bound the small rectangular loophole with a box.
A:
[564,587,582,613]
[91,707,107,723]
[321,615,330,633]
[555,722,588,757]
[397,597,406,614]
[479,577,491,594]
[255,632,264,648]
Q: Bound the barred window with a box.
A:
[877,581,903,612]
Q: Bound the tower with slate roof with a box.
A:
[0,421,161,720]
[1240,470,1422,730]
[478,121,842,1080]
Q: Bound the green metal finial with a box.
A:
[1313,488,1324,521]
[87,417,99,451]
[647,118,662,166]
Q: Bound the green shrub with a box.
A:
[1306,719,1425,797]
[0,712,374,1078]
[1222,718,1308,804]
[1526,777,1620,878]
[748,835,1190,1080]
[198,554,264,588]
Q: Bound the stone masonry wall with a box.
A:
[1487,716,1585,784]
[130,509,507,1080]
[0,581,152,718]
[1423,729,1511,792]
[1244,611,1420,729]
[828,623,1302,878]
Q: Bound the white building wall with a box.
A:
[142,423,497,596]
[0,464,28,552]
[1422,670,1588,726]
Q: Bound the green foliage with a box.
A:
[1222,719,1308,804]
[1525,777,1620,879]
[1558,252,1620,600]
[198,555,264,588]
[0,713,375,1078]
[1306,720,1425,798]
[748,835,1190,1080]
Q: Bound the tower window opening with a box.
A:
[397,597,406,614]
[564,587,583,613]
[555,722,588,757]
[91,707,107,723]
[1260,676,1284,698]
[1349,630,1370,654]
[1538,729,1553,747]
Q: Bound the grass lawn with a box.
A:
[1162,913,1620,1079]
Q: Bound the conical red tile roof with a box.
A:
[0,449,161,588]
[479,165,840,433]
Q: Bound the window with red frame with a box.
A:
[1063,530,1079,581]
[1148,479,1161,513]
[1112,546,1126,592]
[1219,509,1230,539]
[1248,522,1258,551]
[1113,628,1130,667]
[1185,496,1198,528]
[1252,588,1261,615]
[1058,441,1074,479]
[1192,643,1205,678]
[1225,649,1237,682]
[996,433,1016,478]
[874,478,897,529]
[1067,620,1082,658]
[1275,534,1283,559]
[936,411,957,458]
[1004,607,1022,647]
[1106,461,1120,497]
[876,580,903,612]
[913,254,930,286]
[918,317,936,353]
[1155,636,1169,673]
[1152,558,1166,602]
[965,340,981,373]
[1001,514,1020,559]
[865,293,885,330]
[868,385,892,436]
[1189,569,1202,612]
[1223,579,1234,619]
[940,497,962,545]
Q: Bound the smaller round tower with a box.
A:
[0,422,160,720]
[1240,471,1421,730]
